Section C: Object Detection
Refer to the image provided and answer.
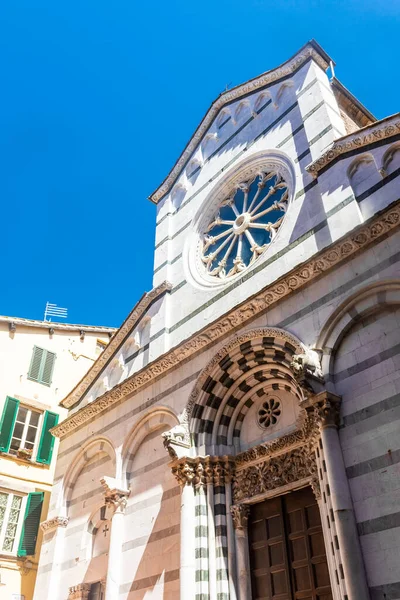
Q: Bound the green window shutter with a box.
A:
[28,346,44,381]
[17,492,44,557]
[28,347,56,386]
[0,396,20,452]
[41,351,56,385]
[36,411,59,465]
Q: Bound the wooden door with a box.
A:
[249,487,333,600]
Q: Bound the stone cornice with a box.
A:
[307,113,400,178]
[60,281,172,409]
[52,200,400,438]
[149,41,330,204]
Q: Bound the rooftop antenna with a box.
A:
[225,82,232,92]
[44,302,68,322]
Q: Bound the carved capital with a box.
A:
[68,583,91,600]
[171,456,235,488]
[40,516,69,532]
[231,504,250,530]
[100,477,130,513]
[312,392,341,429]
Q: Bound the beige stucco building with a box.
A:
[35,40,400,600]
[0,316,114,600]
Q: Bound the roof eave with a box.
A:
[148,40,333,205]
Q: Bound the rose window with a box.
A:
[258,398,281,428]
[201,171,288,279]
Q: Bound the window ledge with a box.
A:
[0,452,50,469]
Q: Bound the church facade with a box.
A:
[35,40,400,600]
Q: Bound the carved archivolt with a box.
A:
[52,202,400,438]
[149,43,329,203]
[307,115,400,177]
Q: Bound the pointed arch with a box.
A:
[185,328,305,454]
[347,152,379,196]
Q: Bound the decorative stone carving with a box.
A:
[162,424,190,458]
[60,281,172,409]
[100,477,130,514]
[233,444,318,503]
[312,392,341,429]
[68,583,91,600]
[307,116,400,178]
[231,504,250,530]
[171,456,235,488]
[149,43,329,204]
[40,516,69,532]
[236,411,319,467]
[291,348,323,380]
[52,202,400,438]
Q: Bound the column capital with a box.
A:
[100,477,130,513]
[313,391,341,429]
[231,504,250,530]
[40,515,69,532]
[68,583,91,600]
[171,456,235,487]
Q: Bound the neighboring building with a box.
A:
[0,316,115,600]
[35,40,400,600]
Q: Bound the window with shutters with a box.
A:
[9,405,41,456]
[28,346,56,386]
[0,491,25,554]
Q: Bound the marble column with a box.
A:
[315,392,370,600]
[103,488,130,600]
[207,480,217,600]
[231,504,251,600]
[225,479,238,600]
[39,516,69,600]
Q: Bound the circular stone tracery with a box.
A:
[258,397,281,429]
[201,171,289,279]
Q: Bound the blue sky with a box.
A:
[0,1,397,327]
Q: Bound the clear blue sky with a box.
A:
[0,1,397,327]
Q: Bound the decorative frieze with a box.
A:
[40,516,69,532]
[60,280,172,410]
[307,114,400,177]
[233,443,318,503]
[52,201,400,438]
[231,504,250,530]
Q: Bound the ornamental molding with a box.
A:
[235,411,320,469]
[52,201,400,438]
[233,442,319,504]
[40,516,69,532]
[149,43,329,204]
[60,281,172,410]
[171,456,235,487]
[306,113,400,177]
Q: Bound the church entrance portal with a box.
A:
[248,486,333,600]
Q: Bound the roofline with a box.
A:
[0,315,116,334]
[148,39,333,205]
[330,77,376,123]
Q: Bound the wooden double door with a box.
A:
[248,486,333,600]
